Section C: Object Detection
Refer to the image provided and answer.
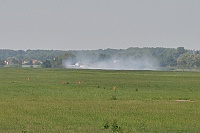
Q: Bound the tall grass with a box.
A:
[0,68,199,132]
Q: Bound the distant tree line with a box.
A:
[0,47,200,70]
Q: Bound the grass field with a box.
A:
[0,68,200,132]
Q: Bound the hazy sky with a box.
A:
[0,0,200,50]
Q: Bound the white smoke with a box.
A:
[63,54,160,70]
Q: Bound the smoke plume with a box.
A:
[63,53,160,70]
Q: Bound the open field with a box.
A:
[0,68,200,132]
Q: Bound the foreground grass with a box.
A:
[0,68,200,132]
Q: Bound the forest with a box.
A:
[0,47,200,70]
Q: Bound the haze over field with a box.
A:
[63,54,159,70]
[0,0,200,50]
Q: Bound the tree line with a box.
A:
[0,47,200,70]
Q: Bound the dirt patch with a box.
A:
[176,100,194,102]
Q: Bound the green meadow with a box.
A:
[0,68,200,132]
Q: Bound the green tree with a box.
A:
[176,47,186,57]
[51,52,76,68]
[0,59,5,67]
[194,54,200,67]
[42,60,52,68]
[98,53,111,61]
[177,52,195,69]
[166,55,177,67]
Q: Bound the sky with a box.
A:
[0,0,200,50]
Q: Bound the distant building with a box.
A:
[32,60,38,64]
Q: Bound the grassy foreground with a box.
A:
[0,68,200,132]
